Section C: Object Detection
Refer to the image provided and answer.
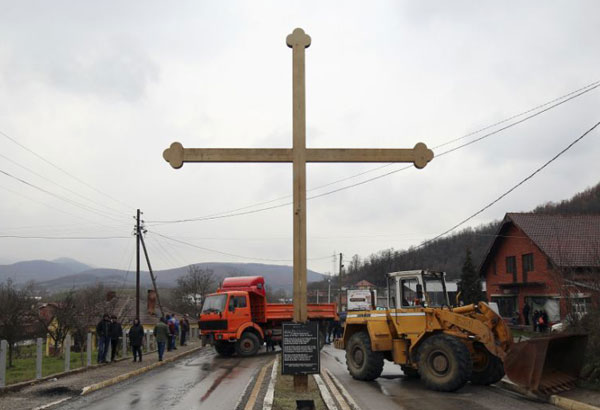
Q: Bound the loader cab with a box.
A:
[386,270,450,309]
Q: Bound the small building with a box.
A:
[480,213,600,324]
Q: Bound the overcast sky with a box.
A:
[0,1,599,276]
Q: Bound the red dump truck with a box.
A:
[199,276,337,357]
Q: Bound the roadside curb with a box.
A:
[324,369,361,410]
[550,395,600,410]
[0,351,151,395]
[80,344,205,396]
[496,380,600,410]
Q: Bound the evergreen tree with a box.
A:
[459,249,484,305]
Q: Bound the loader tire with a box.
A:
[401,366,420,379]
[346,331,384,381]
[235,332,260,357]
[469,343,505,385]
[417,334,472,392]
[214,341,235,357]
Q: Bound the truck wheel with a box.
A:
[417,334,472,392]
[235,332,260,357]
[214,341,235,357]
[469,343,505,385]
[346,331,384,381]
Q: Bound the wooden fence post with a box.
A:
[122,328,127,358]
[64,334,71,372]
[36,338,43,379]
[87,333,92,367]
[0,340,7,388]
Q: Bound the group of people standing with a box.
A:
[153,314,190,361]
[95,312,192,364]
[95,314,124,364]
[522,303,550,332]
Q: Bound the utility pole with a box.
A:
[338,253,344,311]
[139,233,165,318]
[135,209,141,320]
[327,277,331,303]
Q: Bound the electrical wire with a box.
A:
[0,235,130,240]
[0,168,130,224]
[148,230,332,263]
[147,80,600,226]
[417,120,600,248]
[0,183,127,231]
[0,129,134,211]
[0,152,128,218]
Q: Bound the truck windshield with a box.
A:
[201,294,227,314]
[423,274,448,306]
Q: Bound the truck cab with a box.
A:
[387,270,450,309]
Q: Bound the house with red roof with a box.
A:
[480,213,600,325]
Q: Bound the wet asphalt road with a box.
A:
[321,345,556,410]
[58,348,272,410]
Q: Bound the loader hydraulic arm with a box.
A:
[434,303,512,360]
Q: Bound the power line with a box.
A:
[0,235,130,240]
[417,120,600,248]
[0,152,128,218]
[147,80,600,226]
[0,183,126,231]
[149,230,332,263]
[0,129,134,211]
[0,168,130,224]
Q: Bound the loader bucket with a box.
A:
[504,333,588,395]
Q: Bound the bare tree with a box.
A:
[172,266,217,317]
[38,290,78,356]
[71,284,108,366]
[0,280,37,367]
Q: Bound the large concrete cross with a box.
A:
[163,27,433,323]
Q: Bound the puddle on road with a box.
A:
[36,386,78,396]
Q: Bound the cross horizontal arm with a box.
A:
[306,143,434,168]
[163,142,434,169]
[163,142,293,168]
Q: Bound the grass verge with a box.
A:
[272,374,327,410]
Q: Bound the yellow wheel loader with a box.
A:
[335,270,587,394]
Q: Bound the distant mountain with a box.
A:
[0,260,78,283]
[52,257,92,274]
[10,260,325,293]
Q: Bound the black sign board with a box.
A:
[281,322,320,375]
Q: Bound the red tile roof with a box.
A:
[507,213,600,267]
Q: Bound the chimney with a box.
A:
[106,291,116,301]
[147,289,156,315]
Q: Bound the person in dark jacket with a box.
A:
[154,317,170,361]
[180,315,190,346]
[129,318,145,362]
[522,303,531,326]
[109,315,123,362]
[96,314,111,363]
[532,310,540,332]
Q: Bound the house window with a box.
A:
[491,296,517,318]
[506,256,517,282]
[570,297,591,318]
[522,253,534,282]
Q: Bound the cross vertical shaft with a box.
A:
[287,28,311,324]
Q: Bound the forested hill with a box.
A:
[333,182,600,285]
